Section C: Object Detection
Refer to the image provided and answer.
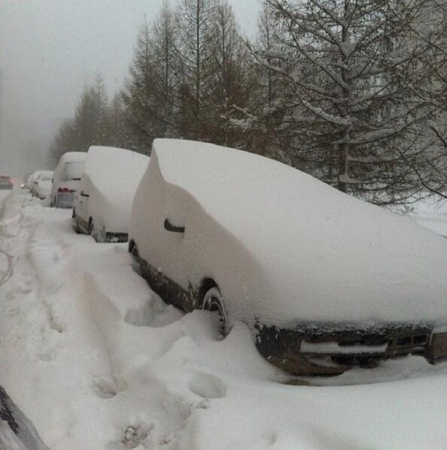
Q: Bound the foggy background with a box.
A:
[0,0,260,180]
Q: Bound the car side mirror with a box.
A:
[164,218,185,233]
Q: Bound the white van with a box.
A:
[72,146,149,243]
[51,152,87,208]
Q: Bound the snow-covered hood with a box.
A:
[142,139,447,327]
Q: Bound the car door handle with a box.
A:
[164,218,185,233]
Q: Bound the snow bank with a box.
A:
[2,190,447,449]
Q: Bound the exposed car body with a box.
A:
[30,170,53,199]
[51,152,87,208]
[73,146,149,243]
[0,175,13,190]
[128,139,447,376]
[0,386,50,449]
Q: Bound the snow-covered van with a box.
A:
[72,146,149,243]
[51,152,87,208]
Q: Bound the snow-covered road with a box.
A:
[1,189,447,449]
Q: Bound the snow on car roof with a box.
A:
[59,151,88,163]
[152,139,447,325]
[32,170,53,180]
[37,171,53,180]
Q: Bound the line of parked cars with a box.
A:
[37,140,447,376]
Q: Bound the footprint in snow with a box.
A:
[188,372,227,399]
[92,376,126,399]
[5,306,21,318]
[4,286,32,301]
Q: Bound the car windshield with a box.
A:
[40,173,52,181]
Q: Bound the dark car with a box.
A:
[0,175,13,190]
[128,139,447,376]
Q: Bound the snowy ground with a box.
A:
[1,189,447,450]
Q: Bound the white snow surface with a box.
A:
[130,139,447,326]
[2,190,447,449]
[409,197,447,237]
[76,146,149,233]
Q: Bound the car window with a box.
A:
[60,162,84,181]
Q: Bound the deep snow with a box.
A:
[1,189,447,449]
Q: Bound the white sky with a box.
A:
[0,0,261,178]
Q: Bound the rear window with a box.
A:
[61,162,84,181]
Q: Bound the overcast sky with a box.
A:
[0,0,261,178]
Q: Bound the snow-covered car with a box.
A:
[20,173,32,190]
[51,152,87,208]
[0,174,13,190]
[73,146,149,243]
[30,170,53,199]
[128,139,447,376]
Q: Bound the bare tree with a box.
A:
[122,20,158,153]
[175,0,217,140]
[151,0,179,138]
[49,75,111,161]
[250,0,434,205]
[201,0,254,146]
[405,0,447,199]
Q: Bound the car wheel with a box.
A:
[129,241,139,259]
[88,218,94,236]
[72,211,82,234]
[201,286,230,338]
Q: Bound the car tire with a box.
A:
[72,211,82,234]
[201,286,230,338]
[88,218,94,236]
[129,241,139,259]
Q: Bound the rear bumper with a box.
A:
[255,322,447,376]
[55,192,75,208]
